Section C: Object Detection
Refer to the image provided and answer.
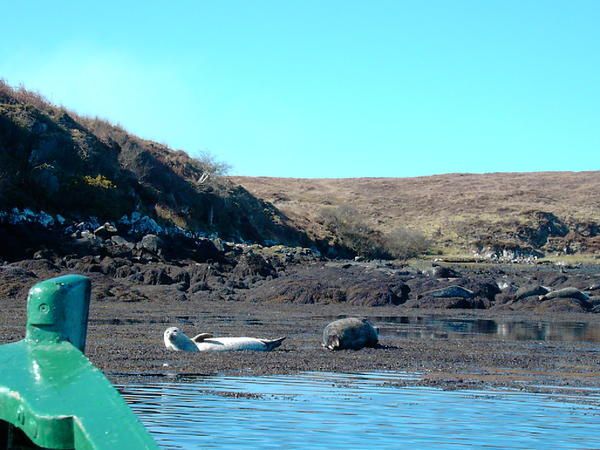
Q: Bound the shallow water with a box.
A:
[363,316,600,342]
[122,372,600,449]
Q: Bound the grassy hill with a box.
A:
[0,81,309,247]
[230,173,600,258]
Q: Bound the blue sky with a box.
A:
[1,1,599,177]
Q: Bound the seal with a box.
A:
[322,317,379,350]
[163,327,286,352]
[540,287,589,302]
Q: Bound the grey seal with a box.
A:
[540,287,589,302]
[322,317,379,350]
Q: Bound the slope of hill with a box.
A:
[231,173,600,258]
[0,82,309,248]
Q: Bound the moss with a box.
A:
[82,174,116,190]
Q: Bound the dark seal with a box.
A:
[322,317,379,350]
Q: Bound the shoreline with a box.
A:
[4,295,599,393]
[1,258,599,395]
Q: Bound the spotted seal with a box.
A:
[164,327,286,352]
[322,317,379,350]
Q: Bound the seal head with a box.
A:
[163,326,199,352]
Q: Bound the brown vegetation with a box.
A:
[0,80,308,247]
[230,173,600,256]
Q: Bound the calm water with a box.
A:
[122,372,600,449]
[364,316,600,343]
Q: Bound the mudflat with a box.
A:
[1,259,598,394]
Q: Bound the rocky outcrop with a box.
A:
[252,264,410,306]
[0,83,312,250]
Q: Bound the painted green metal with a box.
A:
[0,274,159,449]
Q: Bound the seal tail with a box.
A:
[261,336,286,351]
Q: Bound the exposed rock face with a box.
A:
[517,212,569,247]
[0,83,312,249]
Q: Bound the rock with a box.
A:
[211,238,233,253]
[193,238,222,262]
[431,266,461,278]
[540,287,589,302]
[458,279,501,300]
[535,298,590,313]
[139,234,163,254]
[110,235,135,250]
[32,167,59,195]
[114,264,138,278]
[346,283,409,306]
[515,285,549,300]
[232,253,276,280]
[129,215,163,235]
[588,283,600,291]
[588,296,600,309]
[141,267,174,285]
[0,265,38,300]
[421,285,475,299]
[251,265,410,306]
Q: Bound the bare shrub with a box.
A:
[0,79,57,114]
[194,150,231,176]
[383,227,430,259]
[320,205,430,260]
[319,205,388,258]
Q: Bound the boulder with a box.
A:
[139,234,163,254]
[110,235,135,250]
[421,285,475,299]
[232,253,276,280]
[431,266,461,278]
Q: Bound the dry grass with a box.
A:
[230,172,600,254]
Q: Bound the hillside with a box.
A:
[230,173,600,259]
[0,81,309,251]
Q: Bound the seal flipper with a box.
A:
[191,333,214,343]
[260,336,286,351]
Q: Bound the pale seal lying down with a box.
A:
[164,327,286,352]
[322,317,379,350]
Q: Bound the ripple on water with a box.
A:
[121,372,600,449]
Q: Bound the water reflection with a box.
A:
[121,372,600,450]
[368,316,600,342]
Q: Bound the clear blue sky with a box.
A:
[2,1,599,177]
